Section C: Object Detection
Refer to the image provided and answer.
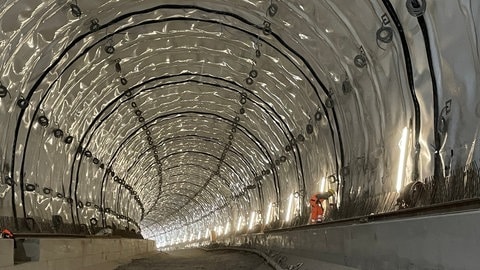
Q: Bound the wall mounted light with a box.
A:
[236,216,243,232]
[320,176,326,192]
[224,222,231,235]
[396,127,409,192]
[248,211,256,230]
[265,202,273,224]
[285,193,294,222]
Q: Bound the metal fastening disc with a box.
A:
[64,135,74,144]
[135,109,142,116]
[53,128,64,138]
[406,0,426,17]
[239,107,245,114]
[90,218,98,226]
[38,115,49,127]
[249,70,258,78]
[245,77,254,85]
[376,26,393,43]
[93,158,99,164]
[17,98,28,109]
[342,80,352,94]
[326,98,334,108]
[131,102,137,109]
[255,50,261,58]
[268,3,278,17]
[43,187,51,194]
[0,84,8,98]
[280,156,287,162]
[306,124,314,134]
[354,54,367,68]
[285,144,292,152]
[120,77,128,85]
[263,21,272,35]
[105,45,115,54]
[70,4,82,17]
[25,183,36,192]
[115,61,122,73]
[90,19,100,32]
[5,176,13,186]
[84,150,92,158]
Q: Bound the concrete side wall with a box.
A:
[230,210,480,270]
[0,240,14,267]
[0,238,155,270]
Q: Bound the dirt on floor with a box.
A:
[115,248,274,270]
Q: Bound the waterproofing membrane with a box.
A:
[0,0,479,245]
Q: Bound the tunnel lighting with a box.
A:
[197,230,201,240]
[285,193,294,222]
[204,228,209,239]
[248,211,256,230]
[396,127,409,193]
[236,216,243,232]
[320,176,326,192]
[336,176,342,208]
[265,202,273,224]
[225,222,231,235]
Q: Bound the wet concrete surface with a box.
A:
[115,248,273,270]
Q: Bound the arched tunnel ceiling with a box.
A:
[0,0,479,245]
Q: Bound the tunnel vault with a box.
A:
[0,0,479,246]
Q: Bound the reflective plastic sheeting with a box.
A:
[0,0,479,246]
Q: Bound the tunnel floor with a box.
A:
[115,248,273,270]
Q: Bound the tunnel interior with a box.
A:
[0,0,479,247]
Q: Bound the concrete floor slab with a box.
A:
[115,249,273,270]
